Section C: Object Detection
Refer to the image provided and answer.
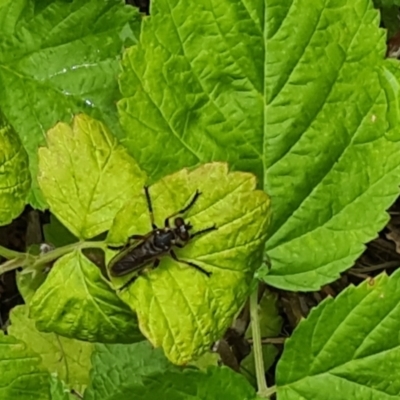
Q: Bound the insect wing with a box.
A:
[108,243,146,277]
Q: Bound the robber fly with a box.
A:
[108,186,217,290]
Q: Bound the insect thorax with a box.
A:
[153,229,176,249]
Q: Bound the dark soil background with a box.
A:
[127,0,150,14]
[1,0,399,394]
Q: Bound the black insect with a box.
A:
[108,186,217,290]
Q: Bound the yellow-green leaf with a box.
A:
[108,162,270,364]
[0,115,30,225]
[38,114,146,239]
[30,249,143,343]
[9,305,93,392]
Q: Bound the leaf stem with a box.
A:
[250,285,270,398]
[0,257,30,274]
[0,245,26,259]
[32,241,105,268]
[0,240,106,275]
[265,386,276,397]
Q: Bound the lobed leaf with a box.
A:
[0,0,140,207]
[38,114,146,239]
[127,367,257,400]
[0,332,50,400]
[118,0,263,183]
[9,305,93,391]
[119,0,400,291]
[108,162,270,364]
[84,342,176,400]
[17,267,48,304]
[277,269,400,399]
[29,249,144,343]
[0,113,30,225]
[43,214,79,248]
[262,0,400,290]
[84,341,257,400]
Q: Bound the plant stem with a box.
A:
[250,285,270,398]
[0,245,26,260]
[0,240,106,275]
[32,241,105,268]
[265,386,276,398]
[0,257,29,274]
[248,337,286,345]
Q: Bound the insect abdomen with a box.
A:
[110,240,162,276]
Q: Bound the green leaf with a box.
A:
[0,113,30,225]
[30,249,144,343]
[0,0,140,207]
[189,352,220,370]
[0,331,50,400]
[43,214,78,247]
[50,377,75,400]
[84,341,177,400]
[135,367,257,400]
[119,0,400,291]
[38,114,146,239]
[108,162,270,364]
[16,266,48,303]
[84,341,257,400]
[33,213,100,306]
[262,1,400,290]
[9,305,93,391]
[276,269,400,399]
[118,0,263,182]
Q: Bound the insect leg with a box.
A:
[164,190,201,226]
[144,186,158,230]
[107,234,147,251]
[116,258,161,291]
[128,234,148,244]
[191,224,217,239]
[107,244,125,251]
[178,190,202,214]
[169,249,211,277]
[117,275,138,291]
